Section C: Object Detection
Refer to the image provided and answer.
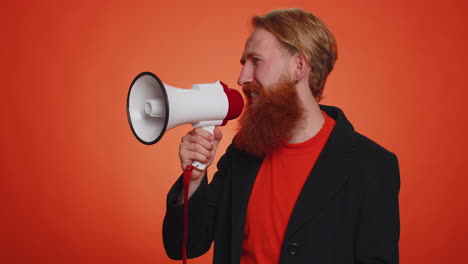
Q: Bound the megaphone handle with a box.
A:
[191,126,215,170]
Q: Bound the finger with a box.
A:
[181,142,212,159]
[191,127,215,141]
[180,145,211,163]
[182,134,214,150]
[185,151,210,165]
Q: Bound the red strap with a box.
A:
[182,165,195,264]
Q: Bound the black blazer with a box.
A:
[163,105,400,264]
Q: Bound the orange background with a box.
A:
[1,0,467,263]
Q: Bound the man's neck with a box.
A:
[288,85,325,144]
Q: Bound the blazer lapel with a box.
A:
[230,150,263,264]
[284,105,357,240]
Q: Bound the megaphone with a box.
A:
[127,72,244,169]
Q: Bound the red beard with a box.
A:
[235,78,304,157]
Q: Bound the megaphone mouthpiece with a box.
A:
[220,81,244,125]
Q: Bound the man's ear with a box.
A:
[294,53,310,82]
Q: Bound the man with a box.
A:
[163,8,400,264]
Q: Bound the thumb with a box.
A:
[213,127,223,141]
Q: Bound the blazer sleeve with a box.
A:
[162,148,232,260]
[355,152,401,264]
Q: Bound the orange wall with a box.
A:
[2,0,467,263]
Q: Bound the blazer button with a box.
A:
[287,243,298,255]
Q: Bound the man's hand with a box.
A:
[179,127,223,180]
[177,127,223,204]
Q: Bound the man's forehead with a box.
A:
[240,28,280,62]
[246,28,277,50]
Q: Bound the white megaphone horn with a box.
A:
[127,72,244,170]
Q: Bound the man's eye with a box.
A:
[252,58,261,64]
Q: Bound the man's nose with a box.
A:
[237,65,253,86]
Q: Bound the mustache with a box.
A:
[242,82,265,98]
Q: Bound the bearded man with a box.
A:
[163,8,400,264]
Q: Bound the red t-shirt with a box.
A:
[240,112,336,264]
